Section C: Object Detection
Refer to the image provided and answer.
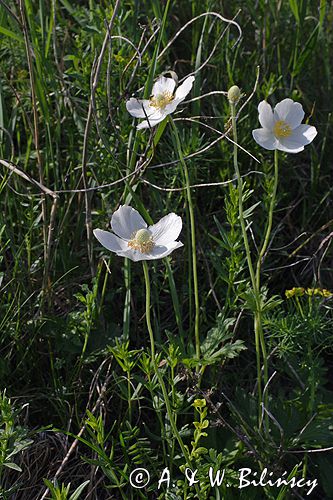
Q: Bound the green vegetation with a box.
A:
[0,0,332,498]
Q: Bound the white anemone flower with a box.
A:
[94,205,183,262]
[126,74,195,130]
[252,98,317,153]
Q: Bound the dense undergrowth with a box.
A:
[0,0,333,498]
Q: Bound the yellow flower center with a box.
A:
[128,228,155,254]
[273,120,292,138]
[150,92,174,110]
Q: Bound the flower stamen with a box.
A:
[128,228,155,254]
[150,92,174,110]
[273,120,292,138]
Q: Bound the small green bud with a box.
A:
[227,85,241,104]
[193,398,206,408]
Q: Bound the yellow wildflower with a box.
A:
[285,287,305,299]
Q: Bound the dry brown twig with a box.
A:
[104,29,142,145]
[119,21,161,101]
[140,170,263,192]
[0,160,57,200]
[133,11,241,97]
[175,117,260,163]
[158,11,242,79]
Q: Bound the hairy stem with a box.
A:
[256,149,279,428]
[230,102,262,422]
[169,117,200,365]
[256,149,279,286]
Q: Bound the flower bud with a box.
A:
[227,85,241,104]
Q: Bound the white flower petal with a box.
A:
[149,213,182,246]
[152,76,176,97]
[114,241,183,261]
[149,241,183,259]
[276,140,304,153]
[175,76,195,102]
[137,114,166,130]
[277,124,317,153]
[274,98,304,129]
[126,98,154,118]
[111,205,147,240]
[252,128,278,150]
[113,248,147,262]
[163,99,181,116]
[258,101,274,130]
[93,229,129,253]
[278,125,317,153]
[293,124,317,145]
[95,209,184,261]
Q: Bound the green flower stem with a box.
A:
[230,103,262,422]
[230,104,257,289]
[142,261,156,359]
[127,370,132,422]
[169,117,200,365]
[142,261,198,491]
[256,149,279,286]
[255,149,279,423]
[255,309,268,430]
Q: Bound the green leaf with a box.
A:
[0,26,23,43]
[69,480,90,500]
[242,201,261,219]
[276,463,300,500]
[201,316,235,357]
[4,462,22,472]
[241,287,258,312]
[262,294,283,313]
[289,0,300,23]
